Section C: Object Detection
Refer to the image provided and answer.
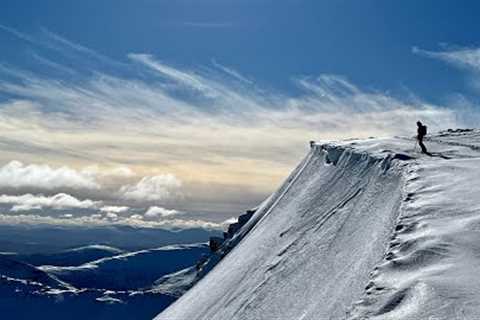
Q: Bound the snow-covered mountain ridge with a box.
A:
[0,242,210,319]
[39,243,209,290]
[157,129,480,320]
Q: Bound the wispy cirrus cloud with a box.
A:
[413,45,480,72]
[0,24,40,46]
[182,22,233,28]
[0,25,469,223]
[0,24,122,70]
[413,45,480,126]
[0,44,462,214]
[212,59,253,85]
[128,53,217,96]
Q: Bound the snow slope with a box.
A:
[157,130,480,320]
[0,255,68,290]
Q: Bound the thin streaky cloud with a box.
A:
[40,27,99,56]
[413,45,480,72]
[0,24,71,55]
[0,24,121,68]
[128,53,216,96]
[0,28,472,222]
[0,60,461,193]
[182,21,233,28]
[0,24,41,45]
[39,27,123,67]
[30,52,77,75]
[212,59,253,85]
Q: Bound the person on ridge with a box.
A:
[416,121,428,153]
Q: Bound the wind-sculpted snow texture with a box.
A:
[348,130,480,320]
[157,140,405,320]
[157,130,480,320]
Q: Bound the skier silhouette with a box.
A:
[416,121,428,154]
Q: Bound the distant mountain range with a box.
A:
[0,224,220,319]
[0,224,217,254]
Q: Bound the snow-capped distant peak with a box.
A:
[65,245,125,254]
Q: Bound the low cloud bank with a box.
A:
[0,161,99,190]
[0,193,98,211]
[119,175,183,202]
[0,212,223,230]
[144,206,181,219]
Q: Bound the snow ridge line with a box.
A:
[346,162,413,319]
[344,147,459,319]
[280,142,411,319]
[232,142,406,256]
[303,142,415,319]
[427,137,480,151]
[398,133,480,152]
[156,141,411,320]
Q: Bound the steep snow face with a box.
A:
[158,130,480,320]
[157,143,406,320]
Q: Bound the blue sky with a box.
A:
[2,0,479,101]
[0,0,479,229]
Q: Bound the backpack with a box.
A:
[419,125,427,136]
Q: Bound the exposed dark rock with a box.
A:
[209,237,224,253]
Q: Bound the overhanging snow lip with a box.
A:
[312,139,416,166]
[157,138,409,320]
